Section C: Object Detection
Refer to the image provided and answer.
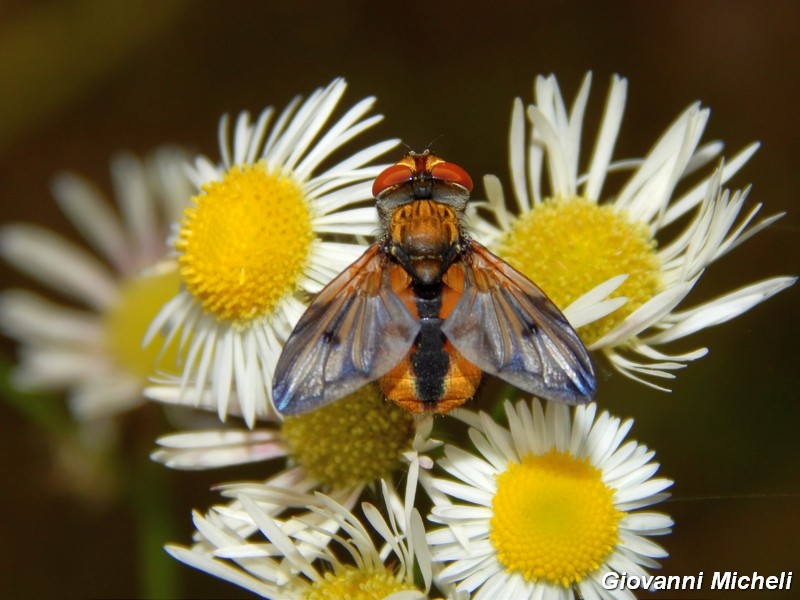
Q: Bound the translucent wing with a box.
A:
[441,241,596,404]
[273,244,420,416]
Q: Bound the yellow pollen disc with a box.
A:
[489,450,622,587]
[282,385,416,488]
[176,163,314,324]
[496,197,662,345]
[104,266,183,380]
[304,566,417,600]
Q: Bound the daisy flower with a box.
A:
[427,398,674,599]
[473,73,796,388]
[0,147,192,419]
[152,384,440,515]
[144,78,398,426]
[166,463,433,599]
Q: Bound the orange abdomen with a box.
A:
[379,344,482,414]
[379,259,481,413]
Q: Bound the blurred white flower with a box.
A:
[1,147,192,419]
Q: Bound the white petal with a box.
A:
[51,173,130,273]
[615,477,674,506]
[628,342,708,362]
[508,98,531,212]
[0,289,103,346]
[165,545,278,597]
[11,346,110,389]
[0,225,117,310]
[619,532,670,558]
[157,429,277,449]
[591,280,697,348]
[69,375,143,419]
[661,142,760,227]
[563,274,628,329]
[584,75,627,201]
[565,72,593,188]
[294,96,380,179]
[481,173,513,234]
[642,277,796,344]
[313,140,399,198]
[312,206,377,235]
[245,107,275,164]
[621,511,674,533]
[433,479,494,507]
[278,80,347,173]
[111,152,159,262]
[528,105,573,198]
[615,104,705,217]
[239,495,320,581]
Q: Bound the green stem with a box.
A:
[0,354,70,433]
[131,450,179,599]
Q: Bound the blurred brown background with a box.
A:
[1,1,798,598]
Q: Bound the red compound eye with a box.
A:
[372,164,414,197]
[430,161,473,191]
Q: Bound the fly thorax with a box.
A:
[389,200,462,285]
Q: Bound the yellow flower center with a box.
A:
[103,266,182,380]
[176,163,314,324]
[489,450,622,587]
[304,566,417,600]
[496,197,662,345]
[282,385,416,488]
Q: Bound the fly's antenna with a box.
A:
[424,134,445,152]
[400,141,425,158]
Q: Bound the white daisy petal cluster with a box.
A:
[473,73,795,388]
[427,399,674,600]
[0,148,192,419]
[144,78,398,426]
[167,467,432,599]
[603,169,795,385]
[151,427,289,470]
[152,387,440,547]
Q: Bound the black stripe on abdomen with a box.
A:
[410,285,449,406]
